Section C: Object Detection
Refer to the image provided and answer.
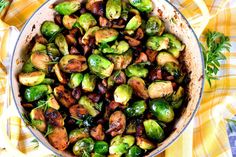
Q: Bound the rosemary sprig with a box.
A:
[202,31,231,87]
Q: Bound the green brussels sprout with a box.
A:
[88,54,114,79]
[125,100,147,117]
[46,94,60,110]
[156,51,179,66]
[69,128,89,143]
[95,28,119,43]
[19,71,45,86]
[55,33,69,55]
[129,0,153,13]
[146,16,165,36]
[149,99,174,123]
[62,15,77,30]
[146,36,169,51]
[101,41,129,54]
[47,43,61,62]
[59,54,88,73]
[114,84,133,105]
[106,0,121,20]
[125,64,148,78]
[73,137,94,156]
[55,1,81,15]
[125,15,142,32]
[68,73,83,89]
[82,26,100,44]
[78,13,97,31]
[94,141,109,155]
[24,85,52,102]
[143,119,165,142]
[22,59,36,73]
[82,73,96,92]
[163,62,180,78]
[106,49,133,70]
[126,145,142,157]
[122,135,135,148]
[30,52,50,72]
[148,81,173,99]
[40,21,60,38]
[79,96,99,117]
[30,108,46,132]
[31,42,46,52]
[136,137,155,150]
[92,153,105,157]
[127,77,149,99]
[171,86,184,109]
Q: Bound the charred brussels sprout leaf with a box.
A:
[94,141,109,155]
[106,0,122,20]
[73,137,94,156]
[146,16,165,36]
[136,137,155,150]
[78,13,97,31]
[129,0,153,13]
[19,71,45,86]
[41,21,60,38]
[125,100,146,117]
[24,85,52,102]
[55,33,69,55]
[143,119,165,142]
[95,28,119,43]
[55,1,81,15]
[114,84,133,105]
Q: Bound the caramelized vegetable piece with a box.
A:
[95,28,119,43]
[69,128,89,143]
[106,111,126,136]
[79,96,100,117]
[135,52,148,63]
[156,51,179,66]
[19,71,45,86]
[99,16,112,27]
[30,108,46,132]
[82,73,97,92]
[54,1,81,15]
[54,85,76,108]
[86,0,104,16]
[114,84,133,105]
[124,36,141,47]
[30,52,50,72]
[45,108,64,127]
[143,119,164,142]
[48,127,68,151]
[90,124,105,141]
[136,137,155,150]
[47,94,60,110]
[59,54,88,73]
[53,64,67,84]
[148,81,173,99]
[127,77,149,99]
[69,104,88,119]
[62,15,77,30]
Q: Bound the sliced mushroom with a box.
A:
[86,0,104,16]
[54,85,76,108]
[45,108,64,127]
[99,16,112,28]
[90,124,105,141]
[106,111,126,136]
[69,104,88,119]
[48,127,68,151]
[135,28,144,40]
[125,36,141,47]
[145,48,158,62]
[135,52,148,63]
[127,77,149,99]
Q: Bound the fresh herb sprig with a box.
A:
[202,31,231,86]
[0,0,9,13]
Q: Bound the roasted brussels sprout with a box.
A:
[48,127,68,151]
[148,81,173,99]
[156,51,179,66]
[81,73,96,92]
[68,73,83,89]
[136,137,155,150]
[94,141,109,155]
[106,0,121,20]
[46,94,60,110]
[30,108,46,132]
[62,15,77,30]
[59,54,88,73]
[125,100,146,117]
[55,33,69,55]
[129,0,153,13]
[55,1,81,15]
[171,86,184,109]
[146,16,165,36]
[73,137,94,156]
[107,111,126,136]
[126,145,142,157]
[114,84,133,105]
[41,78,55,85]
[22,59,36,73]
[47,43,61,62]
[54,85,76,108]
[125,15,142,33]
[163,62,180,78]
[79,96,99,117]
[101,41,129,54]
[19,71,45,86]
[95,28,119,43]
[78,13,97,31]
[149,99,174,123]
[127,77,149,99]
[40,21,60,38]
[143,119,164,142]
[69,128,89,143]
[53,63,67,84]
[82,26,100,45]
[24,85,52,102]
[125,63,148,78]
[30,52,50,72]
[88,54,114,79]
[31,42,46,52]
[146,36,169,51]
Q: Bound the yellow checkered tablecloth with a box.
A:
[0,0,236,157]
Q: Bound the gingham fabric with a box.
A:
[0,0,236,157]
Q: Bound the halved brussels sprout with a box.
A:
[55,33,69,55]
[24,85,52,102]
[40,21,60,38]
[73,137,94,156]
[59,54,88,73]
[101,41,129,54]
[68,73,83,89]
[107,111,126,137]
[69,128,89,143]
[126,145,142,157]
[106,0,121,20]
[146,36,169,51]
[48,127,68,151]
[127,77,149,99]
[171,86,184,109]
[149,99,174,123]
[163,62,180,78]
[62,15,77,30]
[46,94,60,110]
[55,1,81,15]
[114,84,133,105]
[156,51,179,66]
[136,137,155,150]
[125,100,146,117]
[129,0,153,13]
[30,52,50,72]
[143,119,165,142]
[94,141,109,155]
[88,54,114,79]
[82,26,100,45]
[47,43,61,62]
[78,13,97,31]
[125,63,148,78]
[19,71,45,86]
[30,108,46,132]
[146,16,165,36]
[95,28,119,43]
[125,15,142,32]
[82,73,96,92]
[148,81,173,99]
[79,96,99,117]
[31,42,46,52]
[54,85,76,108]
[53,63,67,84]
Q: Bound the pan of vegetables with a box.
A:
[10,0,204,156]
